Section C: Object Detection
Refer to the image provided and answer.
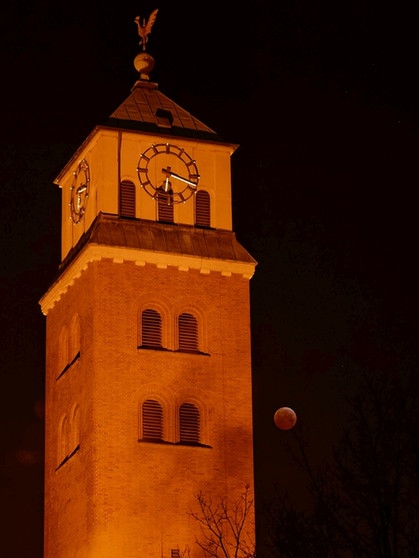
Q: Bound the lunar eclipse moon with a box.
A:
[274,407,297,430]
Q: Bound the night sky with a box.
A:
[1,1,418,556]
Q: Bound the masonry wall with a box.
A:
[44,257,254,558]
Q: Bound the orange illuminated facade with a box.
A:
[40,20,257,558]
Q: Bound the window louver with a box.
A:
[158,190,174,222]
[179,403,200,444]
[195,190,210,227]
[142,399,163,440]
[142,309,162,348]
[120,180,136,217]
[178,313,198,352]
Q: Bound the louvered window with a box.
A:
[157,188,174,223]
[195,190,210,227]
[142,399,163,440]
[178,313,199,352]
[171,551,180,558]
[120,180,136,218]
[179,403,200,444]
[141,309,162,348]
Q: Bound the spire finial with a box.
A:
[134,9,159,52]
[133,9,159,81]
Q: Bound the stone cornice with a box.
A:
[39,243,256,315]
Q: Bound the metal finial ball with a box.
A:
[134,52,155,79]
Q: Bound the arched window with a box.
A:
[58,326,69,375]
[57,407,80,468]
[141,309,162,348]
[120,180,136,218]
[69,404,80,454]
[195,190,210,227]
[179,403,200,444]
[157,188,174,223]
[142,399,163,441]
[58,415,69,466]
[69,314,80,365]
[178,312,199,352]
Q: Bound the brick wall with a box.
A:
[44,258,255,558]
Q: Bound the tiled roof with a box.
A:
[60,213,256,273]
[105,80,219,141]
[41,213,256,314]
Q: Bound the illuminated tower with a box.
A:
[40,13,256,558]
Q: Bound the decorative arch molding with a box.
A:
[58,325,69,375]
[57,414,69,466]
[56,403,81,469]
[137,295,173,350]
[172,300,208,354]
[175,393,210,447]
[69,402,80,452]
[57,315,81,379]
[69,313,81,363]
[136,384,210,446]
[137,384,176,442]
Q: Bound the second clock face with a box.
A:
[137,143,200,204]
[70,159,90,223]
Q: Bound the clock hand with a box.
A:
[161,167,198,187]
[75,185,88,210]
[163,176,171,193]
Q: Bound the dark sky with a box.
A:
[1,1,418,556]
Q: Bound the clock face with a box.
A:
[70,159,90,223]
[137,143,200,204]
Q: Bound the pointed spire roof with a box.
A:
[55,13,233,185]
[105,78,219,142]
[103,13,222,142]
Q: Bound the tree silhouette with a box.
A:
[189,483,256,558]
[269,370,419,558]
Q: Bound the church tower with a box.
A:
[40,11,257,558]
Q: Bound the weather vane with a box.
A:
[134,9,159,51]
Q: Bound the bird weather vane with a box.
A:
[134,9,159,51]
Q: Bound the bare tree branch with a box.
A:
[189,484,256,558]
[267,369,419,558]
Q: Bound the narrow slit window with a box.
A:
[157,188,174,223]
[179,403,200,444]
[195,190,210,227]
[120,180,136,217]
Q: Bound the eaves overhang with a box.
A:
[39,214,257,315]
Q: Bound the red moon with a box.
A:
[274,407,297,430]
